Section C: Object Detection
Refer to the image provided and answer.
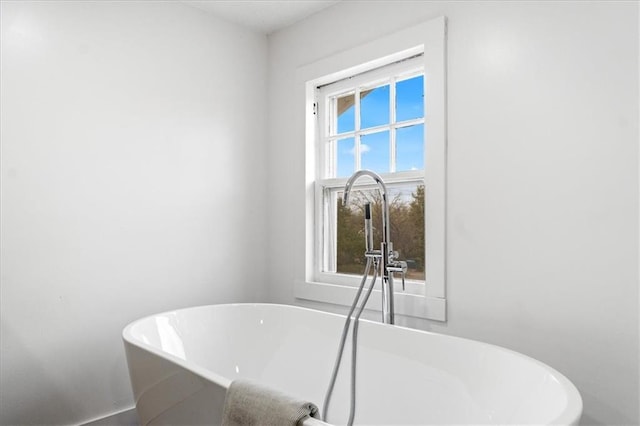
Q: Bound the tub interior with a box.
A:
[125,304,575,425]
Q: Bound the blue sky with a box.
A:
[336,75,424,177]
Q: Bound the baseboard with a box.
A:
[81,407,138,426]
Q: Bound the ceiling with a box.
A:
[183,1,341,35]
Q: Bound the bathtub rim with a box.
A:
[122,302,583,425]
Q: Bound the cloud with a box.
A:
[349,143,371,155]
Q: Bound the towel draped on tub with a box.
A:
[221,379,321,426]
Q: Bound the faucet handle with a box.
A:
[387,261,408,291]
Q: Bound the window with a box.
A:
[316,57,426,283]
[296,17,447,321]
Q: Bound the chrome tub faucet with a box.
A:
[343,169,407,324]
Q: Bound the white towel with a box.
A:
[221,379,320,426]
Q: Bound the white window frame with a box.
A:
[295,17,447,321]
[316,57,426,284]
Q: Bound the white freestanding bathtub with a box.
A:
[122,303,582,425]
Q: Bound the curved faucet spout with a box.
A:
[342,170,390,247]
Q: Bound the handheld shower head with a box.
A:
[364,203,373,253]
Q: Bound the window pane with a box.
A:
[396,75,424,122]
[336,137,355,178]
[337,93,355,134]
[334,182,425,280]
[335,191,366,275]
[360,85,389,129]
[396,124,424,171]
[361,131,389,173]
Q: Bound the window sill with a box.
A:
[294,280,446,321]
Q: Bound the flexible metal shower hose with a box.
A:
[322,258,379,426]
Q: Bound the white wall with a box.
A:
[0,2,268,424]
[267,2,639,425]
